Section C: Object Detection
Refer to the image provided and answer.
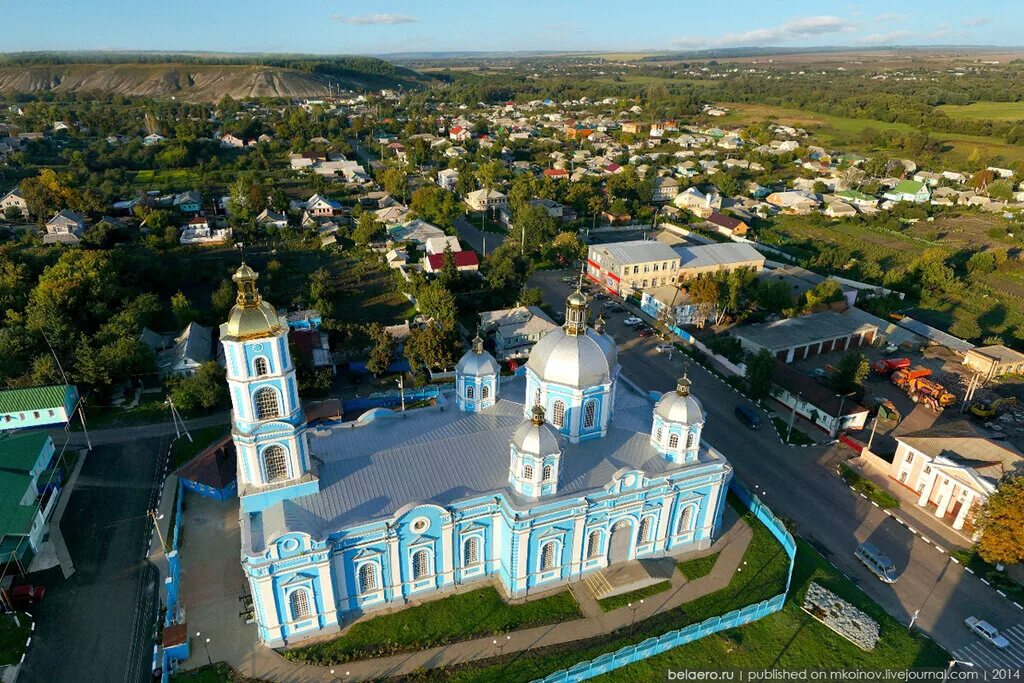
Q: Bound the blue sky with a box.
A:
[0,0,1017,54]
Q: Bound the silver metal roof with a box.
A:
[256,377,725,540]
[735,311,878,353]
[675,242,765,271]
[655,391,705,425]
[526,327,617,388]
[589,240,680,266]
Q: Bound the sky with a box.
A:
[0,0,1019,55]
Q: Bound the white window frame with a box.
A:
[253,356,270,377]
[357,561,380,595]
[583,400,597,429]
[552,400,566,428]
[253,386,281,420]
[287,587,313,622]
[411,548,433,581]
[586,529,602,559]
[262,444,289,483]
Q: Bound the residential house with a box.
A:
[448,126,471,142]
[306,194,342,217]
[834,189,878,210]
[385,248,409,269]
[142,133,166,146]
[0,188,29,218]
[765,191,820,215]
[0,384,79,432]
[256,209,289,230]
[437,168,459,192]
[375,204,411,227]
[220,133,246,148]
[587,240,681,297]
[770,360,868,437]
[389,219,446,249]
[0,432,61,572]
[528,198,577,222]
[465,188,508,212]
[705,211,749,238]
[824,201,856,218]
[883,180,930,204]
[652,176,680,202]
[913,171,942,187]
[673,187,721,218]
[543,168,569,181]
[962,344,1024,382]
[180,216,231,245]
[158,322,212,377]
[173,191,202,214]
[479,306,557,360]
[44,210,85,244]
[889,421,1023,531]
[424,235,462,256]
[424,250,479,274]
[640,285,706,329]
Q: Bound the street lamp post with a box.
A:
[944,659,974,680]
[787,392,802,443]
[396,375,405,413]
[149,510,166,554]
[195,631,212,667]
[628,599,644,634]
[493,634,510,657]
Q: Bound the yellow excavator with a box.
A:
[969,396,1019,419]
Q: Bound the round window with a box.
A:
[411,517,430,533]
[252,343,264,352]
[280,538,299,552]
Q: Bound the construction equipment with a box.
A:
[891,366,932,388]
[970,396,1019,419]
[871,357,911,376]
[876,399,901,422]
[907,377,956,411]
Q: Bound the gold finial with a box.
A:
[531,404,546,425]
[594,311,606,334]
[676,373,691,396]
[472,328,484,354]
[232,262,261,308]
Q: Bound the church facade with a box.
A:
[222,265,733,647]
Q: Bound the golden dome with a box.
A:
[222,263,284,341]
[567,289,588,308]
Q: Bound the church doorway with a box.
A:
[608,520,633,564]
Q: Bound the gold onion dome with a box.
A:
[224,263,283,341]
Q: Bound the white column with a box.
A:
[933,479,954,518]
[490,506,503,573]
[656,491,674,550]
[514,528,529,595]
[569,511,586,577]
[252,574,282,641]
[314,558,339,627]
[917,468,938,507]
[953,490,975,530]
[388,531,403,601]
[441,520,454,586]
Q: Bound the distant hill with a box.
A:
[0,52,434,100]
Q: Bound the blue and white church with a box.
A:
[222,265,732,647]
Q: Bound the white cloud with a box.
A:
[332,14,418,25]
[873,12,905,22]
[673,15,859,49]
[857,30,914,45]
[964,16,992,27]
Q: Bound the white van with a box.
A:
[854,542,898,583]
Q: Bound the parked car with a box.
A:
[854,542,898,583]
[560,276,576,283]
[8,584,46,610]
[656,343,674,354]
[624,316,643,326]
[734,404,762,429]
[964,617,1010,648]
[637,327,654,338]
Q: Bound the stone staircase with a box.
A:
[584,569,615,599]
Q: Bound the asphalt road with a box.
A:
[530,268,1024,669]
[20,434,171,683]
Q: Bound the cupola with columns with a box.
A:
[508,405,564,497]
[650,374,704,464]
[454,331,500,412]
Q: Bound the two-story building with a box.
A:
[0,384,79,432]
[479,306,559,360]
[0,432,62,573]
[587,240,682,297]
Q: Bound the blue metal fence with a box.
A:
[160,479,189,681]
[533,480,796,683]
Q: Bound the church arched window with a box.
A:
[668,433,679,449]
[639,517,654,543]
[253,357,269,377]
[686,432,694,449]
[586,530,601,559]
[523,464,534,480]
[552,400,566,428]
[358,563,378,593]
[289,589,311,620]
[263,445,289,482]
[254,387,280,420]
[482,384,490,400]
[540,541,557,570]
[463,536,480,566]
[466,385,475,400]
[412,549,431,579]
[583,400,597,429]
[542,464,553,481]
[678,507,694,533]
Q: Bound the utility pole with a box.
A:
[866,414,880,452]
[167,398,192,443]
[397,375,406,413]
[787,393,801,444]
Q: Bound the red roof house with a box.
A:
[425,250,479,273]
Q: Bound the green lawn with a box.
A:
[938,101,1024,121]
[171,662,240,682]
[77,398,168,431]
[283,586,582,665]
[171,424,230,469]
[412,495,792,681]
[771,417,817,446]
[840,464,901,509]
[133,168,202,189]
[676,551,720,581]
[0,612,31,666]
[597,581,672,613]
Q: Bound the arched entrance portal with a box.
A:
[608,520,633,565]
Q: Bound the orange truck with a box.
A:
[908,377,956,411]
[891,366,931,388]
[872,357,911,376]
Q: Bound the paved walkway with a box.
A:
[178,499,752,682]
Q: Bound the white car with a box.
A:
[624,316,643,326]
[964,616,1010,648]
[656,344,674,354]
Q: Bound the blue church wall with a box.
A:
[240,478,320,513]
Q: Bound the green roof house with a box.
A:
[883,179,930,204]
[0,384,78,432]
[0,432,59,572]
[835,189,878,207]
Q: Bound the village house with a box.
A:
[424,249,479,274]
[479,306,558,360]
[704,211,749,238]
[765,191,820,215]
[962,344,1024,382]
[44,210,85,244]
[883,180,931,204]
[436,168,459,191]
[305,194,343,217]
[256,209,289,230]
[0,188,29,218]
[173,191,202,214]
[465,188,508,212]
[219,133,246,148]
[180,216,231,245]
[158,322,213,377]
[0,431,62,572]
[652,176,680,202]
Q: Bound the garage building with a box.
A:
[735,311,878,363]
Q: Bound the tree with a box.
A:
[484,241,528,294]
[519,287,545,307]
[307,267,337,317]
[804,278,845,310]
[514,204,558,257]
[19,169,80,219]
[745,349,775,400]
[379,166,409,203]
[227,172,267,221]
[416,281,458,328]
[551,232,585,264]
[756,279,794,313]
[366,325,396,376]
[437,245,460,291]
[404,323,459,374]
[353,212,384,246]
[831,351,869,394]
[976,476,1024,566]
[171,292,196,328]
[210,279,237,318]
[167,361,227,413]
[687,276,719,328]
[950,316,982,341]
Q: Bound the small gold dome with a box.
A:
[567,290,588,307]
[222,263,283,341]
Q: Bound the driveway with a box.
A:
[455,215,505,257]
[20,435,170,683]
[530,267,1024,668]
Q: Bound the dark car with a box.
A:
[734,404,762,429]
[8,584,45,610]
[637,327,655,338]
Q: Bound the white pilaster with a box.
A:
[569,512,586,577]
[441,521,454,585]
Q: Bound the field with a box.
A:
[938,100,1024,121]
[133,168,202,189]
[720,102,1024,165]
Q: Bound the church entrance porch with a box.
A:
[582,557,676,600]
[608,520,633,565]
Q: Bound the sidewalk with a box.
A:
[180,502,752,682]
